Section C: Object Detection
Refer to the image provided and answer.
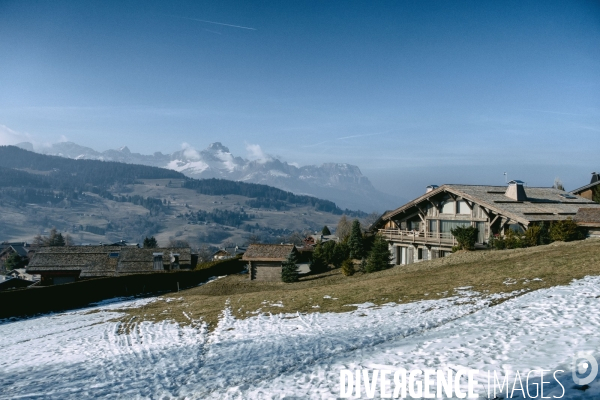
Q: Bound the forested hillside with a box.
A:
[0,146,367,246]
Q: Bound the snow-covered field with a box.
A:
[2,277,600,399]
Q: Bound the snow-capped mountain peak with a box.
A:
[16,141,401,211]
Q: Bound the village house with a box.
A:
[27,246,196,285]
[212,245,246,261]
[574,208,600,238]
[242,244,296,281]
[571,172,600,202]
[373,180,600,265]
[0,242,35,273]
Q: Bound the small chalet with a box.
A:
[571,172,600,202]
[242,244,296,281]
[373,181,600,265]
[27,246,196,285]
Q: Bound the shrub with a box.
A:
[365,234,391,273]
[504,228,524,249]
[341,258,355,276]
[489,234,506,250]
[549,219,585,242]
[281,251,299,283]
[524,225,542,247]
[450,226,478,250]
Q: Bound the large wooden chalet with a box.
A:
[373,180,600,265]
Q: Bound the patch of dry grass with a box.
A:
[119,239,600,329]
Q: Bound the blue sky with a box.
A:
[0,0,599,199]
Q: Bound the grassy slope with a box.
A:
[120,238,600,329]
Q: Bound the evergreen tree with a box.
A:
[310,242,328,274]
[47,229,66,246]
[341,258,355,276]
[348,220,364,259]
[322,240,337,265]
[365,234,391,273]
[281,250,299,283]
[5,253,27,270]
[359,257,367,273]
[331,242,350,268]
[143,236,158,248]
[322,225,331,235]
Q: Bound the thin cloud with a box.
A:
[522,108,587,116]
[303,131,393,148]
[169,15,257,31]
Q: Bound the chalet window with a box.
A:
[410,221,420,231]
[440,220,471,234]
[417,248,423,260]
[456,200,470,215]
[428,220,438,233]
[441,200,454,214]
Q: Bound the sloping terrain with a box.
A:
[1,240,600,399]
[0,146,364,247]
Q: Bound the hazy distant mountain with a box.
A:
[17,141,402,212]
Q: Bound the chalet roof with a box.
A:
[27,246,192,277]
[574,208,600,227]
[571,180,600,195]
[0,245,30,258]
[380,184,600,226]
[213,246,246,257]
[242,244,295,262]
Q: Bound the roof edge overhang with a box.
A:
[378,185,530,227]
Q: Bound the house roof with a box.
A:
[574,208,600,227]
[27,246,192,277]
[379,184,600,226]
[0,245,31,258]
[242,244,295,262]
[571,180,600,195]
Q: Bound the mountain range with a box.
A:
[16,141,402,212]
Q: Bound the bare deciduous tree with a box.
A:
[336,215,352,242]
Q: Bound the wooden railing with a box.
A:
[378,229,457,245]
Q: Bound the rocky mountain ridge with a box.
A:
[17,141,401,212]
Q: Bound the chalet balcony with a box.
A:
[378,229,457,246]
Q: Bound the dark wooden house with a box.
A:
[242,244,295,281]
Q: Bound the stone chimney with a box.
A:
[505,180,527,201]
[591,172,599,184]
[426,185,439,193]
